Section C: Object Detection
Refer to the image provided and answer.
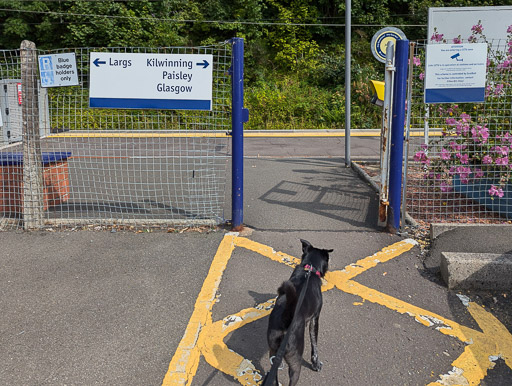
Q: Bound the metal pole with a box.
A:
[378,41,395,227]
[388,39,409,232]
[231,37,245,229]
[401,42,416,232]
[344,0,351,167]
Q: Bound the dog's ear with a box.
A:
[325,249,334,253]
[300,239,312,253]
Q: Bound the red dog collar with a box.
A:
[304,264,322,277]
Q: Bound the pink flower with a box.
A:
[471,22,483,34]
[413,56,421,66]
[478,125,489,143]
[471,125,489,144]
[414,150,429,165]
[507,25,512,34]
[494,84,504,95]
[489,185,505,198]
[456,122,470,136]
[485,85,493,97]
[482,155,493,164]
[446,117,457,125]
[456,166,472,183]
[502,132,512,144]
[494,146,509,156]
[440,181,453,192]
[460,113,471,122]
[419,72,425,80]
[440,148,451,160]
[453,37,462,44]
[496,156,509,166]
[468,35,477,43]
[474,168,484,178]
[431,32,444,42]
[449,141,466,152]
[459,154,469,164]
[499,59,512,70]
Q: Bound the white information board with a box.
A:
[428,6,512,43]
[89,52,213,110]
[38,53,79,87]
[424,43,488,104]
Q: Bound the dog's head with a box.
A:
[299,239,332,277]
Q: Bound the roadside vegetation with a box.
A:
[0,0,510,130]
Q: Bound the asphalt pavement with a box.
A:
[1,134,511,385]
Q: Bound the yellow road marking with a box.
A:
[161,233,236,385]
[162,235,512,385]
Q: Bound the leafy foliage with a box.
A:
[1,0,510,130]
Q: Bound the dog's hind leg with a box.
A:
[309,315,323,371]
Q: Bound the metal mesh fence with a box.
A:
[405,38,512,225]
[0,42,232,230]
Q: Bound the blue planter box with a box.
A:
[453,175,512,219]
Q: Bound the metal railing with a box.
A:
[0,42,233,230]
[405,38,512,225]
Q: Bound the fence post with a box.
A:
[344,0,351,167]
[230,37,248,229]
[21,40,44,230]
[378,41,395,228]
[387,39,409,233]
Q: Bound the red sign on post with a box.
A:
[17,83,22,105]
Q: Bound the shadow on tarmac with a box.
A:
[251,158,380,232]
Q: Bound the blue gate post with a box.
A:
[231,37,248,229]
[388,39,409,232]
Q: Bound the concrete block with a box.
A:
[440,252,512,290]
[430,223,512,240]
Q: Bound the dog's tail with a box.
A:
[277,280,297,327]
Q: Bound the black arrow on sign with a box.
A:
[93,58,106,67]
[196,60,209,69]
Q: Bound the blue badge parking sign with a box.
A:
[39,56,55,87]
[38,53,79,88]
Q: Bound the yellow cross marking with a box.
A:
[161,234,512,385]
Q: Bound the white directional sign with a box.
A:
[38,53,79,87]
[424,43,488,104]
[89,52,213,110]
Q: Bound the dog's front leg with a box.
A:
[309,315,323,371]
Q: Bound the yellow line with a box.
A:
[427,301,512,386]
[337,238,418,281]
[47,131,443,139]
[163,236,512,386]
[233,237,300,267]
[161,233,236,386]
[199,300,275,385]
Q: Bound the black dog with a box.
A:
[267,239,332,386]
